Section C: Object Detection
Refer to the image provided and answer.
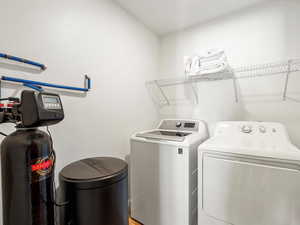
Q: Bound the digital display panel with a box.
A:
[43,96,59,104]
[42,95,61,109]
[184,123,195,128]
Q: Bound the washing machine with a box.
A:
[130,119,209,225]
[198,121,300,225]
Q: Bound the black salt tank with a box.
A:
[59,157,128,225]
[1,129,55,225]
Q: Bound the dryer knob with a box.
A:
[259,126,266,133]
[241,125,252,134]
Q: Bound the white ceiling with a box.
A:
[114,0,272,35]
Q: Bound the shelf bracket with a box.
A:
[190,82,199,104]
[154,80,170,105]
[0,53,47,70]
[283,60,292,101]
[233,77,239,103]
[1,75,91,92]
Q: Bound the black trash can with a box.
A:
[58,157,128,225]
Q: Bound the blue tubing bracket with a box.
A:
[0,53,47,70]
[85,75,91,90]
[1,76,91,92]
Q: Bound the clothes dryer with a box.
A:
[198,121,300,225]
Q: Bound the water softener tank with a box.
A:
[59,157,128,225]
[1,129,55,225]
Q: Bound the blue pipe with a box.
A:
[2,76,90,92]
[0,53,47,70]
[23,83,44,92]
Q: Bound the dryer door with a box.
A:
[199,153,300,225]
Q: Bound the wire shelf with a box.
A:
[147,58,300,106]
[147,70,234,86]
[234,59,300,79]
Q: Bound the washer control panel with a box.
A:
[159,119,201,132]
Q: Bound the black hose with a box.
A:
[46,126,69,208]
[0,97,19,102]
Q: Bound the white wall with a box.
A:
[159,0,300,143]
[1,0,300,221]
[0,0,160,221]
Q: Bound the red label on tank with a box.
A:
[31,159,53,172]
[31,154,55,183]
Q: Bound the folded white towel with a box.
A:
[185,49,230,76]
[189,60,229,76]
[198,49,226,63]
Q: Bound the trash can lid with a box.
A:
[59,157,128,189]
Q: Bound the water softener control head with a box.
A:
[17,90,64,128]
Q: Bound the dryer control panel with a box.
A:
[215,122,287,135]
[214,121,292,148]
